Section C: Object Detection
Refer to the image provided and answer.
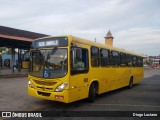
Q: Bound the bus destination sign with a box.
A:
[38,40,59,47]
[31,37,68,48]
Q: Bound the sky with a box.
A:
[0,0,160,56]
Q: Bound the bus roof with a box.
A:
[35,35,144,57]
[71,35,144,57]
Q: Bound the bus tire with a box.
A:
[128,77,133,89]
[88,83,96,103]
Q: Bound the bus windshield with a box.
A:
[29,48,68,78]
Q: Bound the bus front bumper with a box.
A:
[28,87,69,103]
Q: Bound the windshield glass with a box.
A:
[29,48,68,78]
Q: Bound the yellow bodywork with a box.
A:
[28,35,144,103]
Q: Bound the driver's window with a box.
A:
[71,47,89,74]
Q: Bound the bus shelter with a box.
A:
[0,26,48,76]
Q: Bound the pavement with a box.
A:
[0,69,160,119]
[144,68,160,78]
[0,69,28,78]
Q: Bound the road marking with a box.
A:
[90,103,160,108]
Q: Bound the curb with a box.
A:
[0,74,28,78]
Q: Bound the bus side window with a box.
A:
[109,51,112,66]
[112,51,120,67]
[133,56,136,67]
[91,46,100,67]
[100,48,109,67]
[137,57,139,67]
[126,54,129,66]
[140,57,143,67]
[131,55,134,67]
[128,54,133,67]
[120,53,126,67]
[71,47,89,74]
[138,57,143,67]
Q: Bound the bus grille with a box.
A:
[37,91,51,97]
[33,80,57,86]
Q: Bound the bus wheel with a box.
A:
[88,83,96,103]
[128,77,133,89]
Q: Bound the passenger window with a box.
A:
[91,46,100,67]
[133,56,138,67]
[132,56,143,67]
[136,57,139,67]
[100,49,109,67]
[111,51,120,67]
[138,57,143,67]
[127,54,133,67]
[120,53,126,66]
[71,47,89,74]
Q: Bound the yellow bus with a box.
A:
[28,35,144,103]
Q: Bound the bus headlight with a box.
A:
[54,82,68,92]
[28,80,34,88]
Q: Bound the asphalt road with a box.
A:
[0,69,160,119]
